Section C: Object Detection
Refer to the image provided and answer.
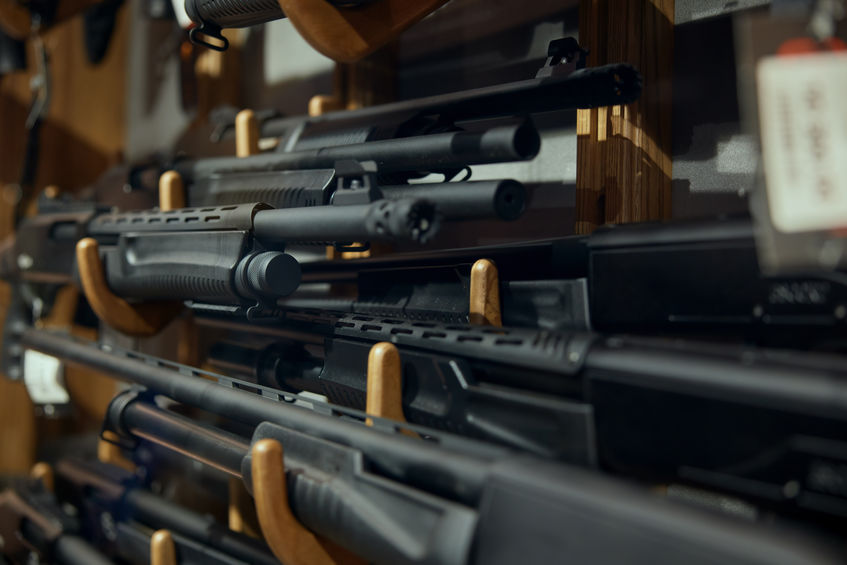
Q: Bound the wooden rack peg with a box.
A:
[469,259,502,327]
[228,477,260,538]
[30,462,54,492]
[365,342,417,437]
[235,109,260,158]
[97,431,136,471]
[280,0,449,63]
[308,94,344,117]
[251,439,364,565]
[158,171,185,211]
[150,530,176,565]
[76,238,182,337]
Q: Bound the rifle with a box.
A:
[53,458,278,565]
[185,309,847,527]
[168,44,638,227]
[0,197,437,314]
[181,41,640,187]
[188,161,529,222]
[288,216,847,344]
[0,44,641,353]
[0,479,113,565]
[17,328,847,565]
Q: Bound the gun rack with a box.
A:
[251,438,365,565]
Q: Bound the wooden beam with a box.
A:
[575,0,673,234]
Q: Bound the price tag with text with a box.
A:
[757,52,847,233]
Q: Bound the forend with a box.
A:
[88,203,269,234]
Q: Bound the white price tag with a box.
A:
[757,53,847,233]
[23,350,70,405]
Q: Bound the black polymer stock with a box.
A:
[54,459,278,565]
[18,328,846,565]
[193,310,847,527]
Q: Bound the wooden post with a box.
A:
[575,0,674,234]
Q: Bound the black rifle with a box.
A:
[177,42,640,190]
[288,216,847,344]
[18,328,847,565]
[0,480,113,565]
[1,199,436,309]
[53,458,278,565]
[245,40,637,154]
[190,166,529,222]
[0,196,437,380]
[187,309,847,527]
[178,121,540,186]
[0,41,640,351]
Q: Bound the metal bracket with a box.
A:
[330,160,382,206]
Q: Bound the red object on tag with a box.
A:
[777,37,847,55]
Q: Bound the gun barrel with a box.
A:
[188,171,526,221]
[177,123,541,181]
[252,198,440,244]
[56,459,278,565]
[50,535,115,565]
[380,180,526,221]
[124,490,278,565]
[260,62,642,142]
